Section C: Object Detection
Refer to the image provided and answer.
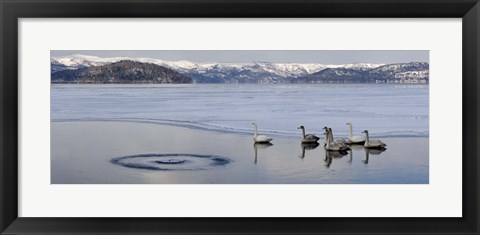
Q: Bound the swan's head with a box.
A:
[251,122,256,125]
[323,126,328,130]
[328,128,332,132]
[361,130,369,134]
[346,122,352,126]
[297,126,304,129]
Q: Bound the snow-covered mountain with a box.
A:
[52,54,385,70]
[51,54,382,78]
[51,54,427,83]
[295,62,429,83]
[51,60,193,84]
[51,54,202,72]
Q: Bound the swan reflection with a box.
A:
[362,147,387,164]
[347,145,364,163]
[298,142,319,159]
[324,149,348,168]
[253,142,273,164]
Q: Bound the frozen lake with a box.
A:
[51,84,429,139]
[51,84,429,184]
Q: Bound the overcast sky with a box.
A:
[51,50,429,64]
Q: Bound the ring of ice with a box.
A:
[110,153,231,171]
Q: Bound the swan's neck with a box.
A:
[325,132,331,147]
[348,125,353,138]
[365,132,370,142]
[301,128,306,138]
[253,124,258,137]
[329,129,334,141]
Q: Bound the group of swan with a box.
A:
[295,140,386,166]
[323,127,350,151]
[346,122,386,148]
[251,122,386,149]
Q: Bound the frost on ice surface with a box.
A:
[51,83,429,139]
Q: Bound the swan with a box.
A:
[323,127,349,149]
[322,126,330,147]
[361,130,386,148]
[323,127,350,151]
[297,126,320,143]
[328,127,349,147]
[346,122,366,144]
[251,122,273,143]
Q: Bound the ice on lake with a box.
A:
[51,84,429,184]
[51,83,428,138]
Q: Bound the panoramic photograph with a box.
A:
[50,50,429,184]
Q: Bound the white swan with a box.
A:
[297,126,320,143]
[361,130,386,148]
[323,127,350,151]
[251,122,273,143]
[346,122,366,144]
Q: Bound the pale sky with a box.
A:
[51,50,429,64]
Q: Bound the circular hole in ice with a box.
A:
[110,153,232,171]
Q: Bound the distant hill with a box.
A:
[293,62,429,83]
[51,55,429,84]
[51,60,193,84]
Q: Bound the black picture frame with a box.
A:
[1,0,479,234]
